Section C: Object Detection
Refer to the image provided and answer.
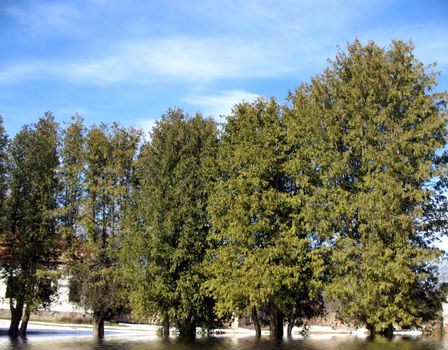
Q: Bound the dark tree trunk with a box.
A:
[93,310,105,339]
[9,298,24,338]
[366,323,375,338]
[252,306,262,338]
[436,311,444,336]
[178,317,196,338]
[379,324,394,338]
[287,321,294,338]
[269,306,284,339]
[19,306,31,337]
[161,313,170,337]
[367,323,394,338]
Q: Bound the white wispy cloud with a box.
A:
[6,2,86,36]
[135,118,158,138]
[2,0,447,90]
[182,89,260,118]
[1,37,294,85]
[0,63,44,83]
[356,24,448,72]
[4,1,390,87]
[134,89,259,139]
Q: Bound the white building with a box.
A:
[0,276,88,322]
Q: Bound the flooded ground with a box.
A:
[0,332,446,350]
[0,319,444,350]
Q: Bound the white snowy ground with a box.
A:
[0,319,421,340]
[0,319,160,338]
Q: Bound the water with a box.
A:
[0,334,447,350]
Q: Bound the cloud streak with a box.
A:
[1,37,296,85]
[6,2,88,37]
[4,0,446,89]
[2,0,447,141]
[183,89,260,118]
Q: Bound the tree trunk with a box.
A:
[19,306,31,337]
[93,311,105,339]
[380,324,394,338]
[269,306,284,339]
[287,321,294,338]
[252,306,262,338]
[366,323,375,338]
[161,313,170,337]
[367,323,393,338]
[436,311,444,336]
[178,316,196,338]
[9,298,24,337]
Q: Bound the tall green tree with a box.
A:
[67,123,141,338]
[3,113,61,337]
[0,116,9,326]
[205,98,325,338]
[59,115,86,319]
[0,117,8,230]
[286,40,447,335]
[123,109,218,337]
[59,115,86,245]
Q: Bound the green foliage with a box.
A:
[65,122,142,336]
[123,109,218,335]
[2,113,61,336]
[204,98,326,334]
[59,114,86,245]
[0,116,8,230]
[286,40,447,333]
[0,39,446,338]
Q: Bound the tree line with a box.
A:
[1,40,447,339]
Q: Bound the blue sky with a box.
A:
[1,1,448,250]
[1,0,447,137]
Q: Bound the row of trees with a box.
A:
[0,115,143,337]
[1,40,447,338]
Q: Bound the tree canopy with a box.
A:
[2,113,61,337]
[65,122,142,338]
[204,98,327,338]
[285,40,447,334]
[0,40,446,339]
[123,109,218,337]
